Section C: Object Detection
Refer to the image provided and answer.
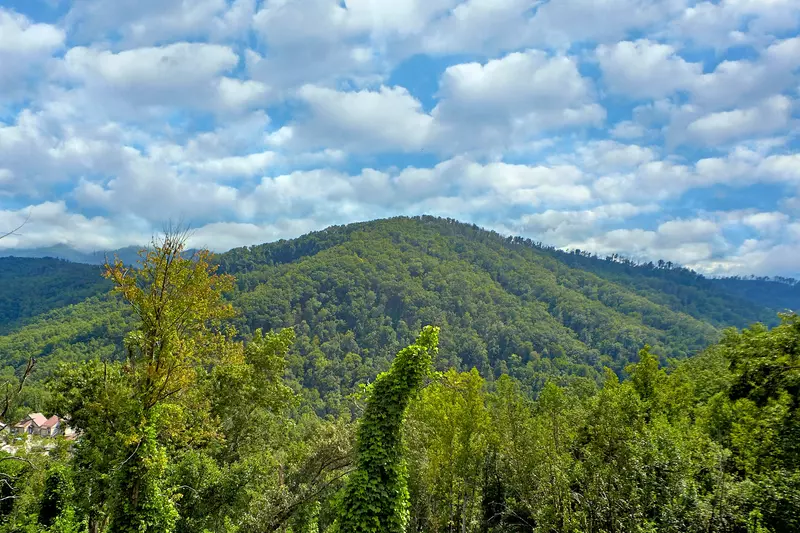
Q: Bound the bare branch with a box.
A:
[0,211,31,241]
[0,356,36,422]
[0,456,34,466]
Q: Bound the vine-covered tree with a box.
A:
[337,326,439,533]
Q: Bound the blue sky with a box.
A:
[1,0,799,276]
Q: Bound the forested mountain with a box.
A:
[1,227,798,533]
[711,276,800,312]
[1,216,796,412]
[0,258,108,335]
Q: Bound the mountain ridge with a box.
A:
[2,216,797,411]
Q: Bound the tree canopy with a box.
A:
[0,217,798,532]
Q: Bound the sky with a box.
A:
[0,0,799,277]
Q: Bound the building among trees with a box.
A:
[9,413,72,438]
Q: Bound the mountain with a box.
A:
[0,257,109,335]
[1,216,796,408]
[0,244,144,265]
[710,276,799,312]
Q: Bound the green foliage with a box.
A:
[109,415,178,533]
[406,369,490,532]
[2,217,800,533]
[712,277,800,314]
[337,326,439,533]
[34,235,353,533]
[4,216,795,414]
[0,258,109,335]
[38,465,74,527]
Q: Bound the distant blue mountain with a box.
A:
[0,244,205,265]
[0,244,144,265]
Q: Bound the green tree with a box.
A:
[337,326,439,533]
[38,464,75,527]
[406,369,490,532]
[101,232,236,533]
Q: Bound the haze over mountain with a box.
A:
[0,245,143,265]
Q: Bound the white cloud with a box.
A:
[248,0,403,93]
[458,160,592,206]
[60,43,249,114]
[437,51,594,115]
[432,50,605,153]
[593,160,695,202]
[418,0,536,54]
[566,218,727,269]
[671,1,749,50]
[571,140,656,173]
[514,202,659,243]
[0,9,65,100]
[0,9,64,56]
[269,49,606,157]
[597,39,701,99]
[217,77,271,110]
[690,38,800,111]
[684,95,793,145]
[597,35,800,150]
[0,108,133,195]
[186,217,326,252]
[420,0,685,54]
[702,241,800,278]
[66,0,254,46]
[188,151,277,178]
[695,148,800,189]
[286,85,434,152]
[736,211,790,235]
[657,218,720,246]
[0,201,148,252]
[782,196,800,215]
[610,121,647,139]
[74,167,247,223]
[672,0,800,50]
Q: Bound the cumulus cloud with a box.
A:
[684,95,793,146]
[597,40,701,99]
[284,85,434,152]
[271,49,605,156]
[513,203,660,244]
[565,217,728,269]
[569,140,656,173]
[0,9,65,100]
[0,1,799,277]
[610,121,647,139]
[58,43,265,115]
[420,0,684,54]
[431,50,605,153]
[671,0,800,50]
[0,201,149,252]
[66,0,255,46]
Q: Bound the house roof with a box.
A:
[29,413,48,426]
[13,413,48,428]
[42,415,60,428]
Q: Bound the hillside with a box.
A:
[2,225,798,533]
[0,257,109,335]
[1,217,794,410]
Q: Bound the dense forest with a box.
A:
[1,217,797,411]
[1,216,798,532]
